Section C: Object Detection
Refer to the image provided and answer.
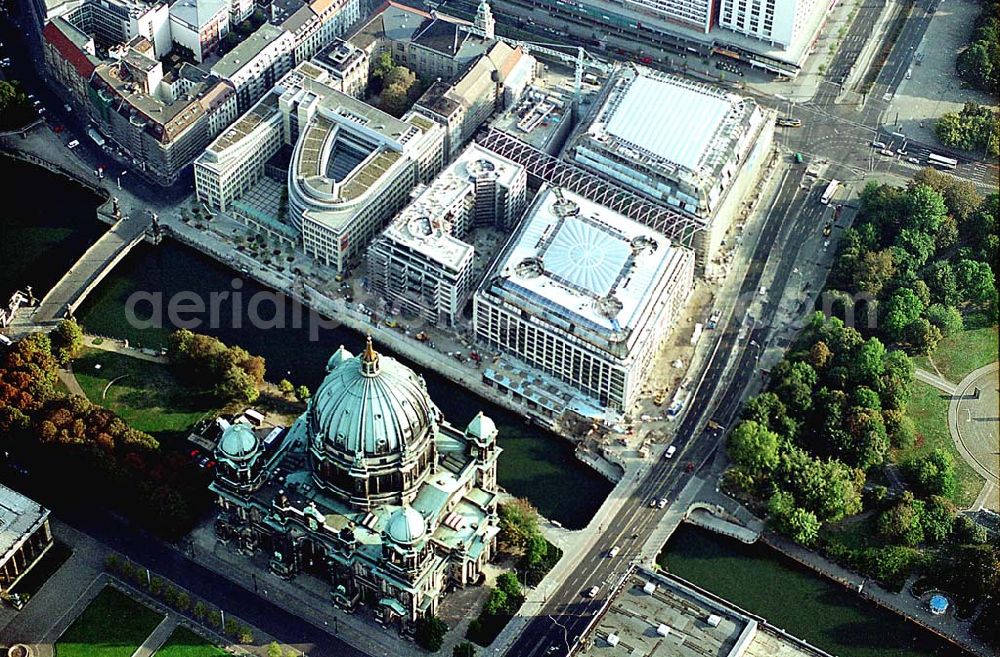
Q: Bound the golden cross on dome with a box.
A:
[361,334,380,374]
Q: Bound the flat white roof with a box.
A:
[489,187,688,334]
[605,74,730,172]
[0,484,48,562]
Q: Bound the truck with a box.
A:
[88,128,105,147]
[690,322,704,346]
[820,180,840,206]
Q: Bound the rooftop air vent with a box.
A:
[515,257,543,279]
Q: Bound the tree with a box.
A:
[238,625,254,644]
[845,406,889,470]
[52,319,84,365]
[926,304,963,336]
[278,379,295,396]
[484,588,508,615]
[193,601,207,621]
[771,361,817,414]
[877,492,925,546]
[926,261,959,306]
[883,288,924,341]
[218,365,259,403]
[852,338,887,382]
[379,82,413,117]
[883,409,915,449]
[905,448,957,498]
[905,318,942,356]
[921,496,956,544]
[454,641,477,657]
[175,591,191,613]
[742,392,797,438]
[414,615,448,652]
[853,250,895,296]
[894,228,936,269]
[903,184,947,235]
[268,643,283,657]
[294,385,311,402]
[498,498,541,557]
[955,258,997,306]
[786,507,821,546]
[496,572,522,600]
[727,420,780,476]
[808,341,833,370]
[225,617,240,637]
[372,52,394,80]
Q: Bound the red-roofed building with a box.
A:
[42,17,99,108]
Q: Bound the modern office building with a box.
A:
[168,0,229,62]
[566,64,772,268]
[196,61,445,269]
[211,23,295,113]
[367,143,527,326]
[574,567,831,657]
[55,0,172,56]
[210,338,501,635]
[0,484,54,596]
[474,187,694,411]
[718,0,822,48]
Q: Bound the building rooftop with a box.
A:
[0,484,49,563]
[349,1,430,49]
[92,59,211,143]
[43,17,101,79]
[575,569,829,657]
[380,143,523,271]
[212,24,287,78]
[169,0,227,30]
[484,187,690,339]
[586,65,755,180]
[312,39,366,75]
[209,91,280,153]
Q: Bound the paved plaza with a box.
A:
[950,363,1000,511]
[885,0,998,145]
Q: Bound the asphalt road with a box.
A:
[506,161,831,657]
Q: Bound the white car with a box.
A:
[658,497,668,509]
[665,445,677,459]
[872,141,886,149]
[586,585,600,598]
[907,157,921,164]
[67,139,79,149]
[609,546,620,558]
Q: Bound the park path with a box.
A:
[57,367,87,398]
[83,334,169,364]
[914,367,958,395]
[130,615,179,657]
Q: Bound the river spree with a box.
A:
[660,525,969,657]
[74,238,612,528]
[0,154,106,300]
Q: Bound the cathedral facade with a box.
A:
[210,338,501,633]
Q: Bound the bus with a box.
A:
[820,179,840,205]
[928,153,958,170]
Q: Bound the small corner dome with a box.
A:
[386,505,426,544]
[466,412,496,441]
[326,345,352,372]
[217,424,259,461]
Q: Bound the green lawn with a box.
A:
[72,348,218,443]
[56,587,163,657]
[897,380,983,508]
[913,326,999,384]
[153,626,227,657]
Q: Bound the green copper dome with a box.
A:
[217,424,260,462]
[309,337,438,459]
[386,505,426,545]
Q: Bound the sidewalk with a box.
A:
[131,615,179,657]
[82,334,169,364]
[914,367,958,395]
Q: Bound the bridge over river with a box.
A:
[4,199,155,334]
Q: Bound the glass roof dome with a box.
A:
[309,337,438,460]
